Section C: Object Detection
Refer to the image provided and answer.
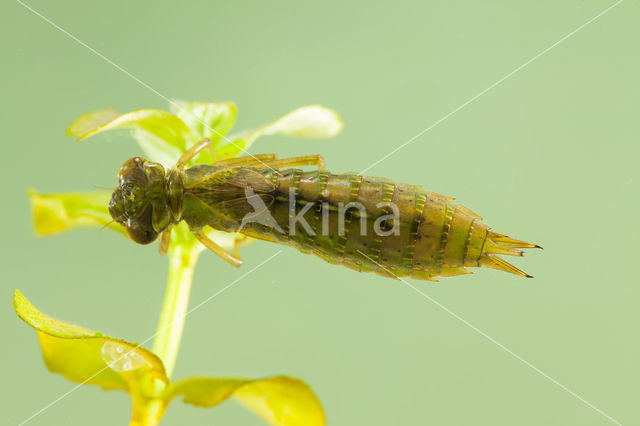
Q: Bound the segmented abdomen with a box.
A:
[240,169,536,280]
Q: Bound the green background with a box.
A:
[2,1,638,425]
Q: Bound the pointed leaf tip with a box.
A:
[13,289,95,338]
[13,290,168,392]
[216,105,343,159]
[265,105,344,139]
[72,108,197,167]
[66,109,120,137]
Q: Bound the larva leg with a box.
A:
[257,154,325,170]
[233,235,249,258]
[214,154,278,167]
[193,229,243,267]
[176,138,215,168]
[158,225,173,255]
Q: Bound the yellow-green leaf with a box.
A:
[28,189,126,237]
[66,109,120,137]
[74,109,196,167]
[264,105,343,139]
[216,105,343,159]
[215,134,251,159]
[165,377,248,407]
[13,290,168,392]
[166,376,325,426]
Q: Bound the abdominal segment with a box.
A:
[182,166,537,281]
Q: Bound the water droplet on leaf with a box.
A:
[101,341,150,372]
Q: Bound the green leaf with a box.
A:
[263,105,344,139]
[216,105,343,159]
[13,290,168,391]
[165,377,247,406]
[170,100,237,142]
[66,109,120,137]
[28,190,251,251]
[168,100,238,165]
[28,189,126,237]
[166,376,325,426]
[73,109,197,167]
[234,377,326,426]
[215,130,254,159]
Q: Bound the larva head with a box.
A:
[109,157,171,244]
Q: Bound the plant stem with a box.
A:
[129,395,166,426]
[151,243,200,379]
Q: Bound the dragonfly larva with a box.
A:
[109,139,539,281]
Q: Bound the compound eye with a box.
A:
[122,182,135,199]
[109,189,125,223]
[121,182,145,218]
